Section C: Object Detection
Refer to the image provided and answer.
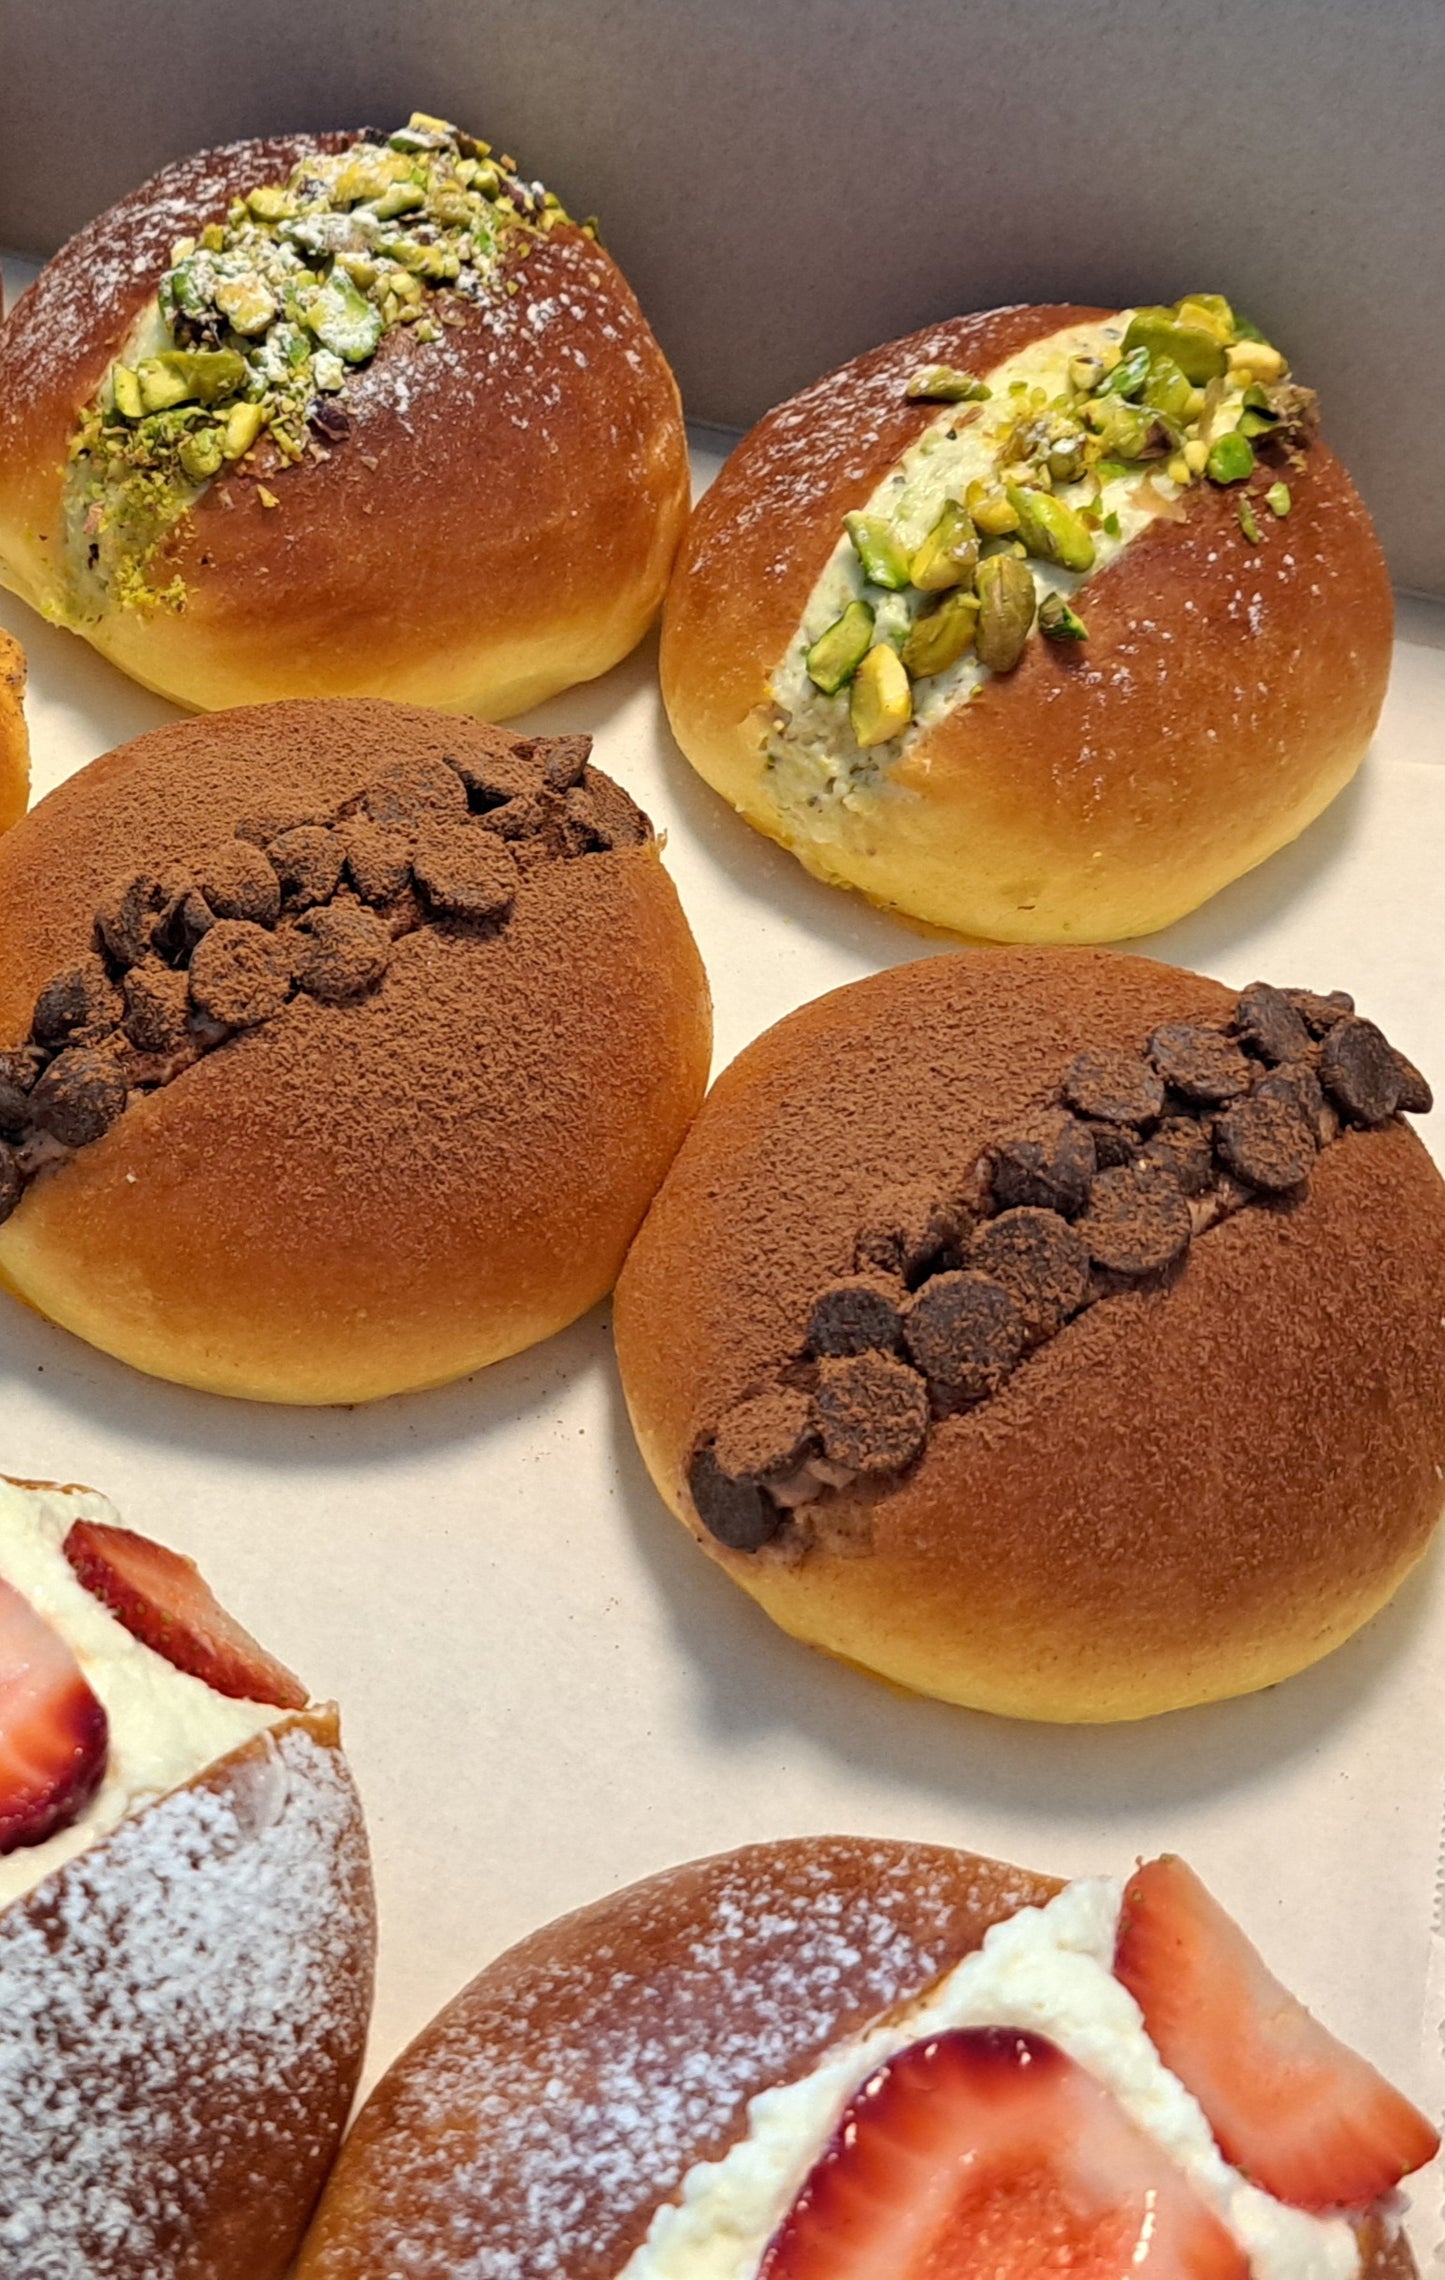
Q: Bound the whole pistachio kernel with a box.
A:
[850,644,913,747]
[909,501,980,593]
[975,553,1037,674]
[965,480,1020,537]
[905,365,992,403]
[1038,592,1088,642]
[1238,496,1263,544]
[806,599,876,695]
[110,366,143,421]
[222,401,266,459]
[844,513,912,592]
[901,589,980,678]
[1122,306,1229,384]
[1006,486,1096,574]
[1266,480,1292,517]
[1206,430,1255,484]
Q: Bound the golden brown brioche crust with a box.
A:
[0,625,28,833]
[0,1705,376,2280]
[0,699,712,1402]
[295,1834,1060,2280]
[660,306,1393,942]
[614,949,1445,1720]
[0,136,689,716]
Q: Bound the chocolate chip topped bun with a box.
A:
[0,698,711,1402]
[0,116,688,716]
[661,297,1392,942]
[614,949,1445,1721]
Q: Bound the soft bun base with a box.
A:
[0,626,28,833]
[615,949,1445,1721]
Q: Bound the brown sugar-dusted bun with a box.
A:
[294,1836,1427,2280]
[614,949,1445,1721]
[0,1474,376,2280]
[661,299,1392,942]
[0,118,688,717]
[0,698,711,1402]
[0,626,27,832]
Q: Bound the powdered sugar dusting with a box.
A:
[0,1720,374,2277]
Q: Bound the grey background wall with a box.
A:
[2,0,1441,591]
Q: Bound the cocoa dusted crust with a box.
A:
[0,1704,375,2280]
[613,950,1445,1721]
[0,698,712,1402]
[0,134,689,717]
[0,625,26,834]
[659,304,1393,943]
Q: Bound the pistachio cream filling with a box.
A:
[765,295,1316,822]
[61,114,583,618]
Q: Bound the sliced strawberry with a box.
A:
[64,1520,307,1710]
[1116,1856,1439,2210]
[759,2027,1248,2280]
[0,1572,109,1855]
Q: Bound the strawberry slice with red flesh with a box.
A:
[759,2027,1249,2280]
[64,1520,307,1711]
[1116,1856,1439,2211]
[0,1572,109,1855]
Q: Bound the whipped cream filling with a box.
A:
[618,1878,1362,2280]
[0,1477,284,1910]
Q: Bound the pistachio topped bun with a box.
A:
[0,116,689,717]
[661,297,1392,943]
[0,626,27,833]
[0,698,711,1402]
[614,949,1445,1721]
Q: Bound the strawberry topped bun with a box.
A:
[0,1472,375,2280]
[294,1836,1431,2280]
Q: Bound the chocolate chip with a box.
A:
[0,1080,29,1134]
[854,1184,966,1284]
[363,755,469,829]
[713,1388,817,1482]
[988,1109,1096,1218]
[806,1274,905,1358]
[95,871,169,968]
[0,1140,20,1224]
[1319,1017,1402,1126]
[1393,1052,1433,1116]
[903,1271,1025,1405]
[558,786,616,853]
[1136,1115,1215,1196]
[0,1048,40,1096]
[1284,987,1354,1037]
[531,734,593,792]
[266,824,346,910]
[307,397,352,443]
[122,959,193,1055]
[477,788,581,857]
[1254,1062,1328,1145]
[1076,1163,1193,1277]
[187,920,293,1027]
[1147,1023,1253,1103]
[970,1208,1090,1342]
[32,956,123,1048]
[1214,1093,1317,1193]
[687,1443,782,1551]
[412,822,520,921]
[1061,1048,1164,1128]
[343,823,414,906]
[234,805,322,849]
[814,1351,930,1472]
[573,770,651,849]
[1234,982,1310,1066]
[196,838,282,927]
[28,1048,128,1149]
[447,748,544,810]
[293,903,392,1003]
[1083,1120,1139,1169]
[152,885,218,964]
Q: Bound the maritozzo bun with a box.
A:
[661,297,1392,942]
[0,115,689,716]
[294,1835,1430,2280]
[0,697,711,1402]
[614,948,1445,1721]
[0,1473,375,2280]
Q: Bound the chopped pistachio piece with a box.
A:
[215,274,279,335]
[1038,592,1088,642]
[1227,340,1286,382]
[178,427,225,482]
[246,184,294,221]
[909,501,979,593]
[850,643,913,746]
[110,366,143,421]
[256,485,281,509]
[1174,293,1236,340]
[975,553,1037,673]
[1101,510,1122,539]
[1238,496,1263,543]
[221,401,266,459]
[844,512,912,591]
[304,270,385,362]
[1096,344,1151,399]
[1206,430,1255,484]
[1183,437,1210,475]
[965,480,1020,536]
[1266,480,1292,518]
[902,589,980,678]
[1068,355,1106,394]
[1142,353,1194,425]
[370,182,428,220]
[806,599,876,694]
[905,365,992,403]
[1123,306,1229,384]
[1006,486,1096,574]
